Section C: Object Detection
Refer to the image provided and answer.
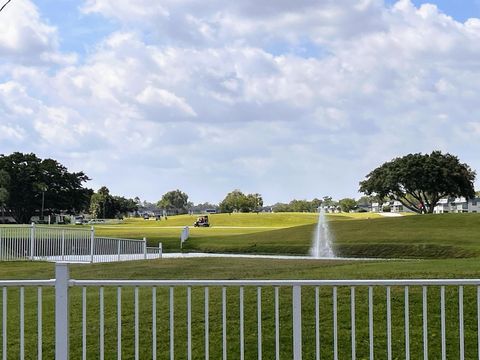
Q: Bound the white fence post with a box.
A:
[55,263,70,360]
[30,222,35,260]
[117,240,121,262]
[293,286,302,360]
[90,226,95,263]
[61,230,65,262]
[159,243,162,259]
[143,238,147,260]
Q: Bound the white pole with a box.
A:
[61,230,65,262]
[90,226,94,263]
[117,240,121,262]
[55,263,70,360]
[159,243,162,259]
[293,286,302,360]
[143,238,147,260]
[30,222,35,260]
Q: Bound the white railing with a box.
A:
[2,264,480,359]
[0,224,162,263]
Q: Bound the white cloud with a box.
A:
[0,0,76,65]
[136,86,197,117]
[2,0,480,202]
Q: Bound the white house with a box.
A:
[371,201,414,213]
[434,197,480,214]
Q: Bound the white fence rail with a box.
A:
[0,224,162,263]
[2,264,480,359]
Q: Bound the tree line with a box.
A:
[0,151,476,223]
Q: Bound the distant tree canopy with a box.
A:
[219,190,263,213]
[89,186,138,218]
[272,198,323,213]
[0,152,92,223]
[189,202,219,212]
[359,151,476,214]
[157,189,189,214]
[338,198,357,213]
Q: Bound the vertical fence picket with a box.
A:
[205,287,209,360]
[275,287,280,360]
[20,287,24,360]
[100,287,104,360]
[459,286,464,360]
[117,287,122,360]
[134,287,139,360]
[38,287,42,360]
[441,286,446,360]
[2,287,6,360]
[257,287,262,360]
[170,287,174,360]
[187,287,192,360]
[387,286,392,360]
[152,287,156,360]
[351,286,356,360]
[333,286,338,360]
[369,286,374,360]
[223,287,227,360]
[423,286,428,360]
[82,287,87,360]
[240,287,244,360]
[293,286,302,360]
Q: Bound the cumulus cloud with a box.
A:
[2,0,480,202]
[0,0,76,65]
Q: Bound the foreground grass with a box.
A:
[2,258,480,359]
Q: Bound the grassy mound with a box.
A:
[331,213,480,259]
[92,212,480,259]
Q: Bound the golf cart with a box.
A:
[193,215,210,227]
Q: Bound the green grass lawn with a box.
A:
[2,212,480,358]
[90,212,480,259]
[1,256,480,359]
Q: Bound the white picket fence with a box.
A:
[0,224,162,263]
[1,264,480,359]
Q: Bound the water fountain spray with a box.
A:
[310,206,335,258]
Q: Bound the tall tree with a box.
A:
[90,187,138,218]
[359,151,476,214]
[338,198,357,213]
[89,186,110,218]
[219,190,248,213]
[0,152,91,223]
[157,190,189,214]
[219,190,264,213]
[247,193,263,213]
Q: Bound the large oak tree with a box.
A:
[359,151,476,214]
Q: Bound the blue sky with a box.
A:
[31,0,115,54]
[34,0,480,55]
[409,0,480,21]
[2,0,480,204]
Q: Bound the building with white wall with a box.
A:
[433,197,480,214]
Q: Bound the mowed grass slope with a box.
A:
[94,212,480,259]
[94,213,319,253]
[331,213,480,258]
